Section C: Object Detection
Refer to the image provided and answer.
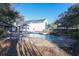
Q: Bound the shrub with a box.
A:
[0,29,4,35]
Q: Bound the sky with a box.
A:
[12,3,73,24]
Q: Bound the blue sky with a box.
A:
[12,3,73,24]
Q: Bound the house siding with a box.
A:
[26,19,48,32]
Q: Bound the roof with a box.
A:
[25,18,46,24]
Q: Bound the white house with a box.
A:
[24,18,48,32]
[11,18,48,33]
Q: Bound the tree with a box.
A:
[55,4,79,28]
[0,3,22,35]
[54,3,79,38]
[0,3,19,27]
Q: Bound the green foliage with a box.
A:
[0,29,4,35]
[0,3,24,33]
[54,4,79,39]
[43,29,48,32]
[55,4,79,28]
[0,3,19,26]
